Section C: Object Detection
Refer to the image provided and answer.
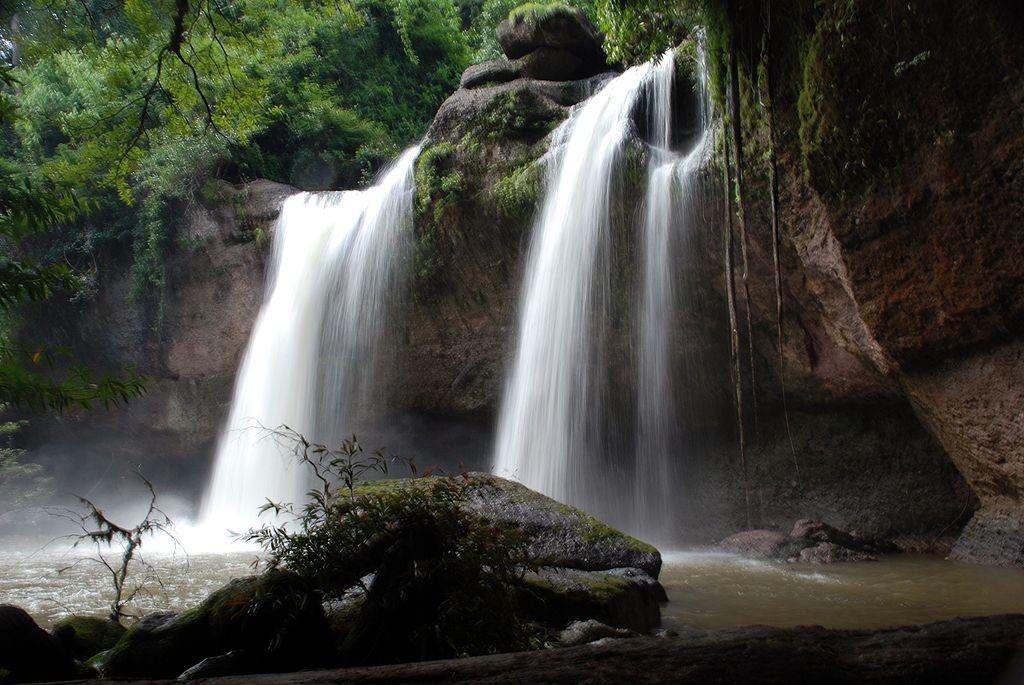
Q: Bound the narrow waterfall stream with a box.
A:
[199,146,420,535]
[492,61,654,520]
[634,50,712,538]
[494,50,712,538]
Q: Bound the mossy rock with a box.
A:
[52,615,126,660]
[97,570,329,679]
[519,566,664,633]
[356,474,662,577]
[498,3,606,68]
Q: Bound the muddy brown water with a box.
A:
[660,550,1024,630]
[3,546,1024,631]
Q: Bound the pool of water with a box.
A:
[660,550,1024,631]
[5,543,1024,632]
[0,546,257,628]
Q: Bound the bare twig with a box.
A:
[49,471,184,622]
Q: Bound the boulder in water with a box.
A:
[409,473,662,577]
[791,518,897,554]
[798,542,876,564]
[718,530,806,561]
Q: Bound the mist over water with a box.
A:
[198,146,421,538]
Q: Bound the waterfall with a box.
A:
[494,47,711,539]
[493,62,653,513]
[199,145,420,534]
[634,49,712,538]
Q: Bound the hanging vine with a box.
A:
[762,0,799,474]
[726,1,760,448]
[722,131,751,529]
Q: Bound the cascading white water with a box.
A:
[494,47,712,538]
[199,146,420,535]
[493,61,655,514]
[634,48,712,538]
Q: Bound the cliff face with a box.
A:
[20,180,292,496]
[20,4,1021,561]
[784,0,1024,565]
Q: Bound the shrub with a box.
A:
[244,428,543,661]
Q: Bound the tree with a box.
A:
[0,66,146,411]
[53,472,179,621]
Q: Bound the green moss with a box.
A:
[413,143,466,296]
[52,615,127,660]
[414,142,464,224]
[99,570,321,679]
[480,88,563,143]
[491,161,543,220]
[508,2,578,24]
[796,2,882,198]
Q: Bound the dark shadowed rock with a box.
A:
[177,650,266,680]
[0,604,80,683]
[97,570,330,679]
[460,58,519,89]
[520,567,664,633]
[514,46,600,81]
[497,5,605,68]
[558,619,635,647]
[49,615,1024,684]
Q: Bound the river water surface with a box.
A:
[3,545,1024,631]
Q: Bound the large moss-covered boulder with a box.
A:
[362,474,661,577]
[465,474,662,577]
[95,570,330,679]
[52,615,126,660]
[341,475,664,643]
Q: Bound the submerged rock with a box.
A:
[798,542,875,564]
[790,519,896,554]
[52,615,126,661]
[721,519,893,564]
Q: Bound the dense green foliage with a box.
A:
[0,64,145,414]
[0,0,478,295]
